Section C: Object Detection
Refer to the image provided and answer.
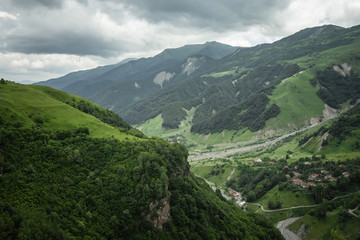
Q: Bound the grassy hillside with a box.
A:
[0,82,139,141]
[136,25,360,149]
[0,81,283,239]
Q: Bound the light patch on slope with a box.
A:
[322,104,339,121]
[153,71,175,88]
[333,63,351,77]
[134,82,140,88]
[182,57,205,76]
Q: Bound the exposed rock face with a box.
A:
[145,198,171,230]
[333,63,351,77]
[153,71,175,88]
[182,57,206,76]
[322,104,339,121]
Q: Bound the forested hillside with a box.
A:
[0,81,282,239]
[37,42,237,114]
[125,24,360,139]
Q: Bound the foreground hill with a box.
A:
[0,81,282,239]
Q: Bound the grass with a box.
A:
[257,185,315,209]
[267,70,324,131]
[190,160,235,186]
[0,82,132,141]
[202,70,236,78]
[287,211,340,240]
[286,38,360,74]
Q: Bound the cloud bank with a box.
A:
[1,0,359,82]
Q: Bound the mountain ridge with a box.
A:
[126,24,360,145]
[36,41,237,114]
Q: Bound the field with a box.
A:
[256,185,315,209]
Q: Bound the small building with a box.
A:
[253,158,263,163]
[339,164,345,168]
[325,175,337,182]
[292,179,302,185]
[343,172,350,177]
[321,170,329,174]
[305,162,311,165]
[292,171,302,178]
[307,182,316,187]
[308,173,319,181]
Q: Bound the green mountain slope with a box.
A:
[131,24,360,147]
[0,82,139,140]
[0,81,282,239]
[36,42,237,114]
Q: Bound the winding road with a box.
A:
[249,203,317,213]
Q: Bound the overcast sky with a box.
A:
[1,0,360,83]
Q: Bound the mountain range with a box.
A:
[36,25,360,149]
[37,41,237,113]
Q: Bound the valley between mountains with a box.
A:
[38,24,360,239]
[1,24,360,239]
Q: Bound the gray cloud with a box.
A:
[1,0,360,83]
[119,0,290,30]
[10,0,65,9]
[5,32,120,57]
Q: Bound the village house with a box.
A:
[308,173,319,181]
[307,182,316,187]
[343,172,350,177]
[292,171,302,178]
[339,164,345,168]
[321,169,329,174]
[305,162,311,165]
[253,158,263,163]
[292,179,302,185]
[325,175,337,182]
[292,179,315,188]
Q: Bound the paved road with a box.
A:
[249,203,317,213]
[277,217,302,240]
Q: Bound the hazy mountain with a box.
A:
[36,42,237,112]
[35,58,136,91]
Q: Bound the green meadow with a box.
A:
[0,82,133,140]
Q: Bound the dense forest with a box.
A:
[0,124,283,239]
[312,66,360,109]
[0,82,283,239]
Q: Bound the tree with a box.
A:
[330,226,346,240]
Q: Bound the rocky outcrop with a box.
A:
[145,198,171,230]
